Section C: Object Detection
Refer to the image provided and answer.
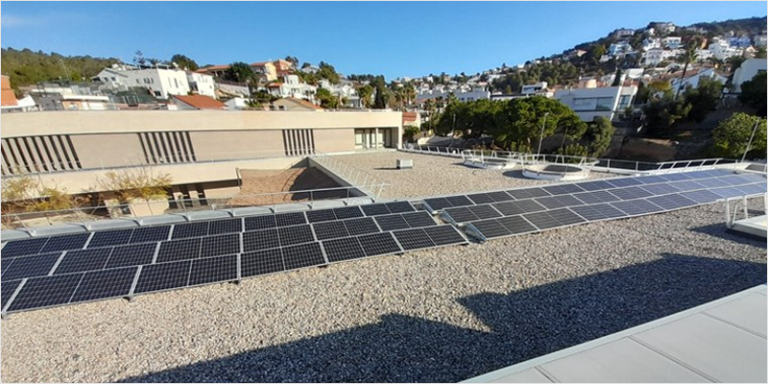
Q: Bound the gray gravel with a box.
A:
[328,151,613,199]
[2,200,765,382]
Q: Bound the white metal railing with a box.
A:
[1,185,371,232]
[401,144,740,175]
[724,193,767,229]
[311,152,387,198]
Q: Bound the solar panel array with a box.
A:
[1,201,468,314]
[431,169,766,241]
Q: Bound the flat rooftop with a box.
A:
[465,285,767,383]
[1,195,765,381]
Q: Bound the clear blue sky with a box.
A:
[2,2,766,79]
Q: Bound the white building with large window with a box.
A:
[94,64,191,99]
[186,72,217,99]
[266,75,317,102]
[554,86,638,122]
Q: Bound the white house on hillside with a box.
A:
[267,75,317,102]
[94,64,191,99]
[669,67,728,92]
[554,86,638,122]
[186,71,217,99]
[731,58,768,92]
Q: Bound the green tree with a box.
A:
[585,116,616,157]
[225,62,255,83]
[372,76,389,109]
[712,113,767,159]
[315,88,339,109]
[684,76,723,122]
[171,54,199,71]
[588,44,606,65]
[642,98,692,138]
[403,125,420,143]
[674,39,700,100]
[357,84,374,108]
[492,96,586,152]
[739,72,767,117]
[612,69,623,86]
[317,61,340,84]
[284,56,299,67]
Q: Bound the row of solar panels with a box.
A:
[441,181,766,226]
[1,225,468,313]
[458,183,766,242]
[422,169,762,212]
[0,202,420,259]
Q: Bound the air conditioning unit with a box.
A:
[397,159,413,169]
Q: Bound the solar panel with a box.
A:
[445,195,474,207]
[443,207,479,223]
[1,237,48,258]
[467,193,495,205]
[357,232,402,256]
[360,204,391,216]
[423,197,453,211]
[305,209,338,223]
[497,216,537,235]
[277,225,315,247]
[610,199,664,216]
[275,212,307,227]
[241,248,285,277]
[1,252,62,280]
[244,215,277,231]
[659,172,694,181]
[189,254,238,286]
[106,243,157,269]
[312,221,350,241]
[609,186,655,200]
[332,206,364,220]
[385,201,416,213]
[670,180,706,192]
[41,233,90,253]
[570,204,627,221]
[694,178,730,188]
[208,218,243,235]
[343,217,381,236]
[87,229,133,249]
[466,205,503,220]
[522,211,562,230]
[423,225,468,246]
[156,238,202,263]
[493,200,546,216]
[393,228,436,251]
[573,180,615,191]
[710,187,748,199]
[7,274,82,312]
[282,242,326,270]
[70,267,138,303]
[506,187,550,199]
[468,219,512,239]
[171,221,209,239]
[679,189,722,204]
[201,233,241,258]
[634,175,667,184]
[548,208,587,226]
[605,177,643,187]
[647,194,697,210]
[242,228,280,252]
[54,248,112,274]
[374,214,411,231]
[735,184,767,196]
[572,190,621,205]
[589,203,629,219]
[1,280,22,309]
[133,260,192,294]
[638,183,681,195]
[401,211,437,227]
[542,183,585,195]
[486,191,515,202]
[322,237,367,262]
[130,226,171,244]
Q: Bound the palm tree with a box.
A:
[675,39,700,100]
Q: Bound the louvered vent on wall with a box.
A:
[137,131,197,164]
[1,135,82,175]
[282,129,315,156]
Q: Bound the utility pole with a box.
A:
[741,120,760,163]
[537,112,550,158]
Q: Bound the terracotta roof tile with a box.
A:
[173,95,226,110]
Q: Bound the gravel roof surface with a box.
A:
[327,151,613,199]
[2,200,765,382]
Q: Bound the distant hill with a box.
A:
[688,16,767,37]
[1,48,120,90]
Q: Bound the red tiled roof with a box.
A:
[250,61,271,67]
[195,65,230,73]
[288,97,323,110]
[173,95,226,110]
[267,82,283,88]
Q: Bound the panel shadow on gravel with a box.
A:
[689,222,768,246]
[119,254,766,383]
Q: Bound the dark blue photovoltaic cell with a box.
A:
[360,204,391,217]
[1,238,49,258]
[497,216,537,235]
[156,238,202,263]
[647,194,697,210]
[70,267,138,303]
[357,232,402,256]
[54,248,112,274]
[467,193,495,205]
[312,221,350,241]
[492,200,546,216]
[200,233,241,257]
[322,237,366,262]
[207,218,242,235]
[7,274,83,311]
[242,228,280,252]
[445,195,474,207]
[343,217,380,236]
[374,214,411,231]
[172,221,209,239]
[573,190,621,205]
[189,254,238,286]
[130,226,171,244]
[422,225,467,246]
[275,212,307,227]
[401,211,438,227]
[444,207,480,223]
[277,225,315,247]
[610,200,665,216]
[469,219,512,239]
[244,215,277,231]
[41,234,90,253]
[106,243,157,269]
[134,260,192,294]
[573,180,615,191]
[605,177,643,187]
[506,188,550,199]
[282,242,326,270]
[639,183,681,195]
[423,197,453,211]
[680,190,721,204]
[384,201,416,213]
[542,184,585,195]
[306,209,338,223]
[2,252,62,281]
[87,229,133,249]
[710,187,749,199]
[241,248,284,277]
[393,229,436,250]
[735,184,767,196]
[487,191,515,202]
[1,279,22,309]
[332,206,364,220]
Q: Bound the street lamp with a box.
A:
[536,112,550,159]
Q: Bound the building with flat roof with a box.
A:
[554,86,637,122]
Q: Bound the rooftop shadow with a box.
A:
[690,222,767,247]
[119,253,766,383]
